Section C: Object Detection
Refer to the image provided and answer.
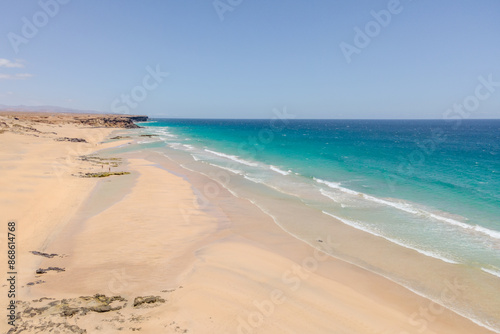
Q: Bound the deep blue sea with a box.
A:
[139,119,500,278]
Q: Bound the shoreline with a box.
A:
[0,113,497,333]
[131,145,499,334]
[145,131,500,333]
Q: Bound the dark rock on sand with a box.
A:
[77,171,130,178]
[133,296,166,307]
[55,137,88,143]
[110,135,132,139]
[26,280,45,286]
[31,250,59,258]
[36,267,65,274]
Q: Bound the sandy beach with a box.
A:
[0,113,496,334]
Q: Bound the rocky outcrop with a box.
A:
[36,267,65,274]
[110,135,131,139]
[30,251,60,258]
[133,296,165,308]
[11,123,41,133]
[55,137,88,143]
[76,116,145,128]
[0,111,148,129]
[76,171,130,178]
[9,293,175,333]
[128,116,148,122]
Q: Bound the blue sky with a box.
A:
[0,0,499,119]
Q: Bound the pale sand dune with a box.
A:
[0,118,495,333]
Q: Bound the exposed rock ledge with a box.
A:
[0,111,148,129]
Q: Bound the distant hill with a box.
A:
[0,104,107,114]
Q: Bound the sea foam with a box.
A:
[205,149,258,167]
[270,165,291,175]
[315,178,500,240]
[322,211,459,264]
[481,267,500,279]
[207,163,244,175]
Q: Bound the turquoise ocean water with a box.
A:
[131,118,499,330]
